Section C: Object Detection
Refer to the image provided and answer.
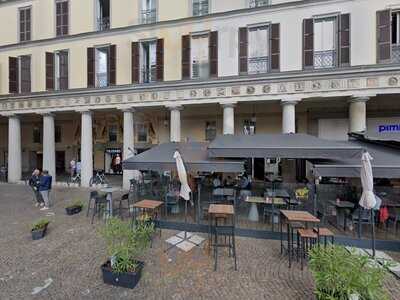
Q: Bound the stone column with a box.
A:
[348,96,369,133]
[80,110,93,187]
[122,108,135,190]
[221,102,236,135]
[169,106,183,142]
[42,113,56,181]
[281,100,299,134]
[7,115,22,183]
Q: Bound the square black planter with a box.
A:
[31,225,48,240]
[65,206,82,215]
[101,260,144,289]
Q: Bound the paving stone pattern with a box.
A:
[0,184,399,300]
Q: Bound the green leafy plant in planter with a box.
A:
[65,199,84,215]
[309,245,389,300]
[66,199,84,209]
[31,218,50,240]
[99,217,155,288]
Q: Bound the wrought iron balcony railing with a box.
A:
[192,61,209,79]
[314,50,336,69]
[141,9,157,24]
[392,44,400,64]
[96,72,108,88]
[248,56,269,74]
[249,0,270,8]
[193,1,209,16]
[141,66,157,83]
[97,17,110,31]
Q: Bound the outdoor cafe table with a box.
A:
[133,199,164,220]
[329,200,355,231]
[280,210,320,268]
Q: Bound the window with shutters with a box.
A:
[19,55,31,93]
[205,121,216,141]
[19,6,31,42]
[248,25,269,74]
[140,40,157,83]
[193,0,209,16]
[141,0,157,24]
[249,0,270,8]
[56,0,69,36]
[392,11,400,63]
[191,34,209,79]
[95,46,109,87]
[96,0,110,31]
[55,50,69,90]
[313,16,337,69]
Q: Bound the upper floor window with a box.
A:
[46,50,69,91]
[205,121,216,141]
[141,0,157,24]
[56,0,69,36]
[19,6,31,42]
[181,31,218,80]
[33,126,41,143]
[9,55,31,94]
[249,0,270,8]
[392,11,400,63]
[303,14,350,69]
[132,39,164,83]
[96,0,110,31]
[193,0,209,17]
[239,24,280,74]
[87,44,116,88]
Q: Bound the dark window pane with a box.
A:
[55,126,62,143]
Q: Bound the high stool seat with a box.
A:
[212,225,237,271]
[297,228,318,270]
[314,227,334,247]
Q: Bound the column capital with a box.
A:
[281,96,301,106]
[166,105,183,111]
[117,105,136,113]
[1,112,19,118]
[38,110,55,117]
[220,101,237,108]
[348,94,374,103]
[75,108,93,115]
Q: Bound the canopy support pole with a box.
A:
[371,209,376,257]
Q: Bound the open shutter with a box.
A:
[339,14,350,66]
[303,18,314,68]
[87,47,95,88]
[209,31,218,77]
[109,44,116,86]
[9,57,18,93]
[181,35,191,79]
[238,27,248,74]
[131,42,140,84]
[156,38,164,81]
[45,52,55,91]
[270,23,280,71]
[377,10,391,63]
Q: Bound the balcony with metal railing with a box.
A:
[392,44,400,64]
[249,0,271,8]
[193,1,209,16]
[141,66,157,83]
[96,72,108,88]
[313,50,336,69]
[192,61,209,79]
[141,9,157,24]
[248,56,269,74]
[97,17,110,31]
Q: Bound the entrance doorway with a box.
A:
[56,151,66,174]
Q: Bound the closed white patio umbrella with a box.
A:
[173,151,192,202]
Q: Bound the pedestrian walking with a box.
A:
[39,170,53,211]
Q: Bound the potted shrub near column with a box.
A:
[65,200,84,215]
[99,217,154,289]
[31,219,50,240]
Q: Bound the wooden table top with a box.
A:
[245,196,266,204]
[280,210,320,223]
[133,200,164,209]
[208,204,234,215]
[265,197,287,205]
[329,200,355,208]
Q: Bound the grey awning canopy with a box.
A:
[122,142,244,173]
[312,140,400,179]
[208,133,363,160]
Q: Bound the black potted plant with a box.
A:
[65,200,84,215]
[99,217,154,289]
[31,218,50,240]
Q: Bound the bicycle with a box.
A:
[89,170,108,186]
[68,172,81,186]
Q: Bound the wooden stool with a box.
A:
[314,227,334,247]
[297,228,318,270]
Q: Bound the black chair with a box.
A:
[86,191,99,217]
[91,194,111,224]
[117,193,131,219]
[212,224,237,271]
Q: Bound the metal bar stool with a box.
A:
[297,228,318,271]
[314,227,334,247]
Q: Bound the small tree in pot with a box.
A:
[99,217,155,289]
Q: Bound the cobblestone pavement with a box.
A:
[0,184,399,300]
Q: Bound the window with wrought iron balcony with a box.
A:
[313,17,337,69]
[192,61,210,79]
[193,0,209,17]
[141,65,157,83]
[96,0,110,31]
[141,0,157,24]
[249,0,270,8]
[248,26,270,74]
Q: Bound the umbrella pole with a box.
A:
[197,183,201,224]
[184,198,188,240]
[371,209,376,258]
